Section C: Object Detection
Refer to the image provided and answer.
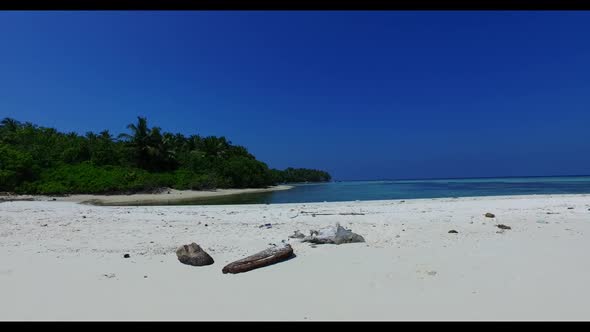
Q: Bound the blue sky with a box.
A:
[1,11,589,180]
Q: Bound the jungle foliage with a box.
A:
[0,117,331,194]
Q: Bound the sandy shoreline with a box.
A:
[0,185,293,206]
[2,193,590,320]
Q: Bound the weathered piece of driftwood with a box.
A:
[300,211,366,216]
[222,244,294,274]
[290,211,366,219]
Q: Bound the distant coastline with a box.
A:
[7,175,590,206]
[0,185,294,206]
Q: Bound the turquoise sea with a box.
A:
[172,176,590,205]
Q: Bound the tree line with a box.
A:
[0,117,331,195]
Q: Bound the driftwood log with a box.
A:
[222,244,294,274]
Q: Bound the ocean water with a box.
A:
[172,176,590,205]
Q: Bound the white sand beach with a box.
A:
[1,194,590,321]
[0,185,293,206]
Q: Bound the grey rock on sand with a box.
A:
[176,243,214,266]
[485,213,495,218]
[302,223,365,245]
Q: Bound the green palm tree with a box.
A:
[1,118,20,132]
[119,117,177,170]
[119,116,154,169]
[119,116,150,144]
[202,136,230,158]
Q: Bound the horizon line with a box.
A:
[334,174,590,182]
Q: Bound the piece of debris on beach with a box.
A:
[485,213,495,218]
[448,230,458,234]
[176,242,214,266]
[302,223,365,245]
[222,243,294,274]
[496,224,511,230]
[288,230,305,239]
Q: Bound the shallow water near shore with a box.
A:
[163,176,590,205]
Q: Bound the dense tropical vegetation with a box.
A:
[0,117,331,195]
